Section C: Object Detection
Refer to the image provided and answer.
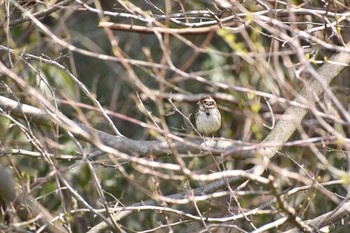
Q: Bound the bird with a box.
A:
[195,95,221,136]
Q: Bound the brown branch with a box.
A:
[98,21,241,35]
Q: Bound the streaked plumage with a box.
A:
[195,95,221,136]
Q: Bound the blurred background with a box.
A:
[1,0,350,232]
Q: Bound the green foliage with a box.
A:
[43,65,78,100]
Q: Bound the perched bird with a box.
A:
[195,95,221,136]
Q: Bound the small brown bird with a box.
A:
[195,95,221,136]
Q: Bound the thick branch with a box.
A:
[0,95,246,157]
[259,46,350,159]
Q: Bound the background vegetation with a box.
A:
[1,0,350,232]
